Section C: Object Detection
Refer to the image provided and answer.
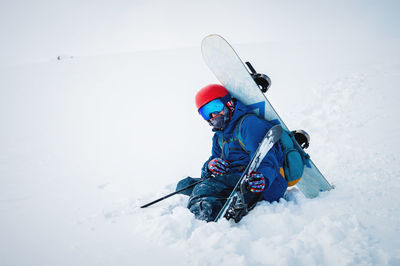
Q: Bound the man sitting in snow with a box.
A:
[176,84,288,222]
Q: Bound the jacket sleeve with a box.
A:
[240,116,281,189]
[200,133,222,179]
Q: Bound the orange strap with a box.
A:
[280,167,301,187]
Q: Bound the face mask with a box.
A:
[208,106,231,130]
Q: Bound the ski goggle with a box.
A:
[198,98,225,120]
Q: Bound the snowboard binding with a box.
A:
[245,62,271,93]
[293,129,310,149]
[224,195,248,223]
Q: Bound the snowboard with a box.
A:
[201,34,333,198]
[215,124,283,222]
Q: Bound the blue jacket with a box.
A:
[201,100,288,202]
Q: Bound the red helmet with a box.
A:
[195,84,230,110]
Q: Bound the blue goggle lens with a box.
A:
[199,99,225,120]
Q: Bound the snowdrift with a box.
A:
[1,40,399,265]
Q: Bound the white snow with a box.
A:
[1,1,400,265]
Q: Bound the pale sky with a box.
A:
[1,0,399,66]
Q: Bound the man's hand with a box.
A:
[247,171,266,193]
[208,158,230,176]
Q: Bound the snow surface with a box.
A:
[1,1,400,266]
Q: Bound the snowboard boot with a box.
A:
[189,200,214,222]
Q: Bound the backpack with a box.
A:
[218,114,310,187]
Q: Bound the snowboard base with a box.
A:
[201,34,333,199]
